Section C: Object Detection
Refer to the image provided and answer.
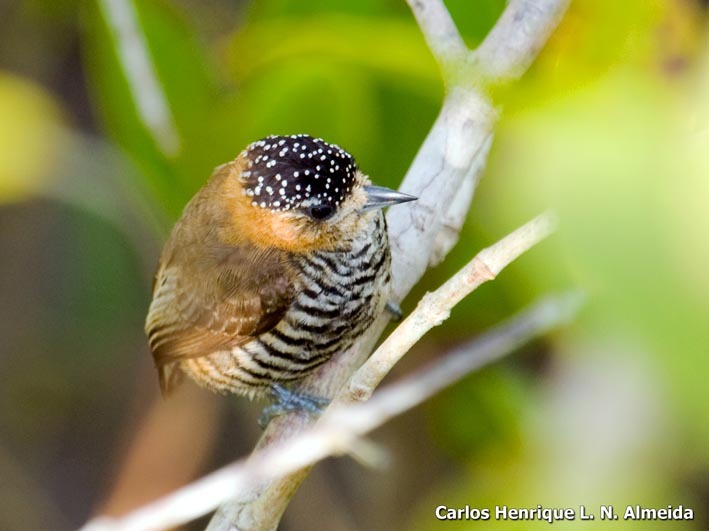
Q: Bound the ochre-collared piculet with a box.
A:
[145,134,415,398]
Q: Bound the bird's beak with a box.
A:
[361,185,417,212]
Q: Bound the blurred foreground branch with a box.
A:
[80,283,581,531]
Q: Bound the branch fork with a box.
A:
[79,1,572,529]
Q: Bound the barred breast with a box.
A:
[181,213,391,396]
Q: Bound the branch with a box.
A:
[386,0,570,301]
[201,0,570,528]
[387,87,497,301]
[345,212,556,403]
[405,0,468,72]
[79,290,582,531]
[329,290,583,429]
[473,0,571,83]
[80,0,571,529]
[429,134,493,266]
[406,0,570,86]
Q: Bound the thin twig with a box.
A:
[98,0,180,156]
[79,290,581,531]
[345,212,556,402]
[328,290,583,429]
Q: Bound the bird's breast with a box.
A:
[252,214,391,371]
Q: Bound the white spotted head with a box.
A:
[228,134,415,252]
[239,134,360,221]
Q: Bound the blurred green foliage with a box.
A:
[0,73,63,201]
[79,0,509,222]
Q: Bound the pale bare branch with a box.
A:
[473,0,571,83]
[405,0,468,71]
[387,87,497,302]
[78,290,581,531]
[346,212,556,402]
[429,134,493,267]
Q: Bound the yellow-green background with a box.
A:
[1,0,708,529]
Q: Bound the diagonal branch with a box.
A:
[405,0,468,73]
[328,290,583,432]
[473,0,571,83]
[345,212,556,403]
[78,282,580,531]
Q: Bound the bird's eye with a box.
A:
[308,204,334,221]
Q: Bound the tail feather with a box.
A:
[157,362,184,396]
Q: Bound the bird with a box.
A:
[145,134,415,403]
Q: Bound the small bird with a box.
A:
[145,134,415,400]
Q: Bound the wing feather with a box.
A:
[145,244,296,393]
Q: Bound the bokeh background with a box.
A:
[1,0,709,529]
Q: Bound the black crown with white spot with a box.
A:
[240,134,358,212]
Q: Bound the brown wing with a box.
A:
[145,244,297,394]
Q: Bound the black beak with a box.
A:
[362,185,417,212]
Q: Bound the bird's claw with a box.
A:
[258,383,330,428]
[385,301,403,322]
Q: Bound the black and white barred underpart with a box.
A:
[181,213,391,396]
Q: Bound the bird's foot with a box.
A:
[385,301,403,322]
[258,383,330,428]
